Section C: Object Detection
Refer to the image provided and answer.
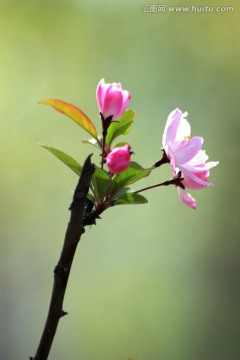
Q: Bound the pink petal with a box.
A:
[181,160,219,174]
[187,149,208,165]
[106,145,131,174]
[175,137,203,165]
[96,78,105,111]
[118,90,131,117]
[103,86,123,119]
[162,108,182,149]
[178,187,197,209]
[122,90,131,105]
[175,116,191,141]
[182,170,212,189]
[170,138,189,153]
[168,145,177,175]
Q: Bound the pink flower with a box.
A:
[162,108,219,209]
[106,145,131,174]
[96,78,131,121]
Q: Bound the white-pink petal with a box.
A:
[162,108,182,149]
[181,170,212,189]
[175,116,191,141]
[181,160,219,174]
[178,187,197,209]
[174,136,203,165]
[187,149,208,165]
[96,78,105,110]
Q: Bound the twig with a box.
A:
[30,154,95,360]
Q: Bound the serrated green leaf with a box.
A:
[40,144,82,175]
[39,99,98,140]
[106,110,135,145]
[111,161,152,195]
[115,192,148,205]
[91,166,110,200]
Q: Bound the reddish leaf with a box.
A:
[40,99,98,139]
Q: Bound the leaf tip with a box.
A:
[38,99,50,105]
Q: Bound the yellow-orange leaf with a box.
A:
[40,99,98,140]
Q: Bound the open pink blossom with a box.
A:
[106,145,131,174]
[162,108,219,209]
[96,78,131,121]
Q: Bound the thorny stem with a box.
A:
[30,155,95,360]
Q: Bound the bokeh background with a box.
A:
[0,1,239,359]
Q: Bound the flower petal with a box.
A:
[103,86,123,119]
[162,108,182,149]
[175,137,203,165]
[175,115,191,141]
[106,144,131,174]
[187,149,209,165]
[178,187,197,209]
[181,160,219,174]
[182,170,212,189]
[96,78,105,111]
[118,90,131,117]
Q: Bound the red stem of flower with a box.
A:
[101,129,107,170]
[135,179,174,194]
[135,172,184,194]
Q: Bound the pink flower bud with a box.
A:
[96,78,131,120]
[106,145,131,174]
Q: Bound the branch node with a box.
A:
[60,310,68,317]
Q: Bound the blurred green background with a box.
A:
[0,1,239,359]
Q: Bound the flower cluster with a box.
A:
[96,78,132,173]
[40,78,219,216]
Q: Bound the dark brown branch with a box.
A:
[30,154,95,360]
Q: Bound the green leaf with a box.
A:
[82,136,102,149]
[40,144,82,175]
[106,110,135,145]
[114,141,129,148]
[91,166,109,200]
[87,193,95,203]
[115,192,148,205]
[111,161,152,195]
[39,99,98,140]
